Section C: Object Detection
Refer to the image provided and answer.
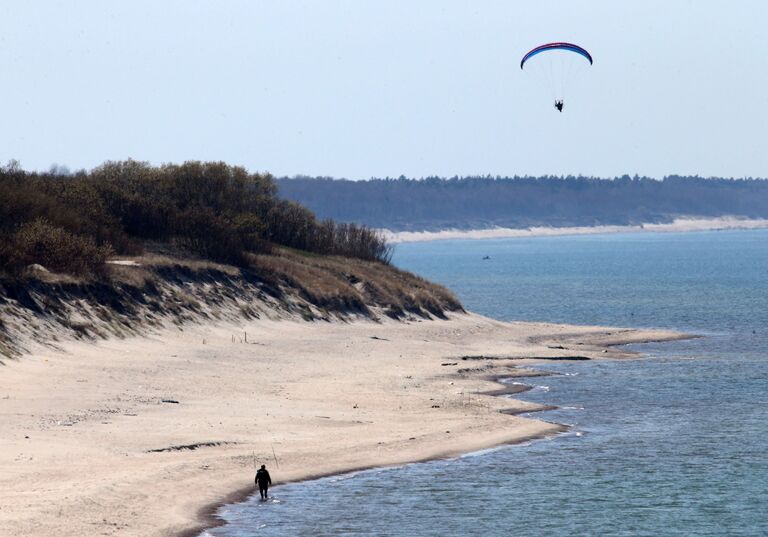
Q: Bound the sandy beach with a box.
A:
[0,313,688,537]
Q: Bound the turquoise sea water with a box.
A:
[208,229,768,536]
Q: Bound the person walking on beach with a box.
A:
[255,464,272,500]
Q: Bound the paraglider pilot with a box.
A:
[554,100,564,112]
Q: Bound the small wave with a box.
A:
[556,430,585,439]
[460,445,508,458]
[561,406,585,410]
[327,469,378,482]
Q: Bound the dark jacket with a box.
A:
[255,468,272,486]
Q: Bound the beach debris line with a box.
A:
[147,441,235,453]
[460,354,591,361]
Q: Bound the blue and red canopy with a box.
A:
[520,42,593,69]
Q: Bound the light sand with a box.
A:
[384,216,768,243]
[0,313,688,536]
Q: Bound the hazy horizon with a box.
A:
[3,1,767,179]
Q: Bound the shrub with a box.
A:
[2,219,114,276]
[0,160,392,278]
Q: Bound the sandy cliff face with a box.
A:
[0,251,462,361]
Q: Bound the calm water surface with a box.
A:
[208,230,768,536]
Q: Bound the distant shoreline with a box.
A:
[383,217,768,243]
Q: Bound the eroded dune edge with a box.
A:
[0,307,691,537]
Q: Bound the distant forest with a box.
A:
[276,176,768,231]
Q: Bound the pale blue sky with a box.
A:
[2,1,766,178]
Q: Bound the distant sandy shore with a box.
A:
[0,313,690,537]
[383,217,768,243]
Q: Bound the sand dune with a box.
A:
[0,313,688,537]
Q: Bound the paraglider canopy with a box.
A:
[520,42,593,70]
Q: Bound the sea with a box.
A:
[206,229,768,536]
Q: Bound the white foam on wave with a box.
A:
[459,445,509,458]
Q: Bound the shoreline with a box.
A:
[0,313,692,537]
[191,328,691,536]
[186,323,693,537]
[382,217,768,243]
[189,369,566,537]
[189,422,565,537]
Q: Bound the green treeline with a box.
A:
[276,175,768,231]
[0,160,392,276]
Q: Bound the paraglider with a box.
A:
[520,42,592,112]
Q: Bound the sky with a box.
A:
[2,0,767,179]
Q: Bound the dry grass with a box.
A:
[249,248,463,319]
[0,248,464,359]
